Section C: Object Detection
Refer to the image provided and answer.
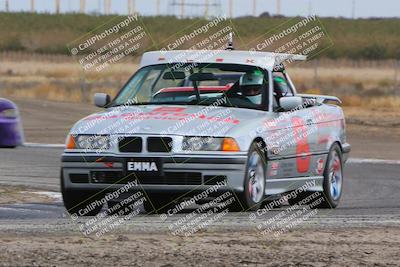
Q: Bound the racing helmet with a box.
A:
[239,70,264,94]
[273,76,289,97]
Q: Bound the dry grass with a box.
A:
[367,96,400,108]
[0,60,138,80]
[303,90,400,108]
[341,95,400,108]
[2,84,119,103]
[0,58,399,109]
[290,67,398,90]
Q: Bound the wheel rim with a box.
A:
[329,151,342,201]
[247,152,265,203]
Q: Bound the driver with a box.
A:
[239,71,264,104]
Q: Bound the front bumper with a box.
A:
[61,153,247,194]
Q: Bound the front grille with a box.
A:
[137,172,201,185]
[70,173,89,183]
[119,136,142,153]
[91,171,123,183]
[90,171,202,185]
[147,137,173,152]
[204,175,227,185]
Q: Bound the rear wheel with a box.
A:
[287,143,343,209]
[319,143,343,208]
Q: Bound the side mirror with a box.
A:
[279,96,303,111]
[94,93,111,108]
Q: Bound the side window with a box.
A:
[273,72,293,97]
[273,72,294,111]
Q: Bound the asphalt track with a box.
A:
[0,146,399,232]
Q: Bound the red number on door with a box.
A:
[292,117,310,173]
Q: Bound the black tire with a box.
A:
[61,174,104,216]
[233,142,267,211]
[317,143,344,208]
[287,143,343,209]
[62,189,104,216]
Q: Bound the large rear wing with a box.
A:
[272,53,307,71]
[274,53,307,62]
[297,94,342,105]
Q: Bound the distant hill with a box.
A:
[0,12,399,59]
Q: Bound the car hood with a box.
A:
[70,105,270,137]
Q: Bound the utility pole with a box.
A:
[229,0,233,18]
[180,0,184,19]
[395,60,399,86]
[352,0,356,19]
[104,0,111,15]
[156,0,160,16]
[128,0,134,14]
[55,0,60,14]
[31,0,35,13]
[80,0,85,13]
[5,0,9,12]
[205,0,209,18]
[252,0,256,17]
[276,0,281,15]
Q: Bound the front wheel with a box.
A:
[232,142,266,211]
[62,189,104,216]
[61,174,104,216]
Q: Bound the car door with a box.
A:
[266,73,317,179]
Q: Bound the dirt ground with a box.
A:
[0,227,399,267]
[0,185,55,204]
[10,97,400,160]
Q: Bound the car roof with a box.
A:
[140,50,306,70]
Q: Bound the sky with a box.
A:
[1,0,399,19]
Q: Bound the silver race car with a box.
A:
[61,49,350,216]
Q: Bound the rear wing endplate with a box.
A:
[297,94,342,105]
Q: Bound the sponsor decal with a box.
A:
[84,106,240,124]
[271,162,279,170]
[316,158,324,175]
[269,161,279,176]
[317,135,330,144]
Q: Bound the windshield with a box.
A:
[112,63,269,110]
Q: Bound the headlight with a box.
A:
[66,134,110,151]
[0,109,18,118]
[182,136,240,152]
